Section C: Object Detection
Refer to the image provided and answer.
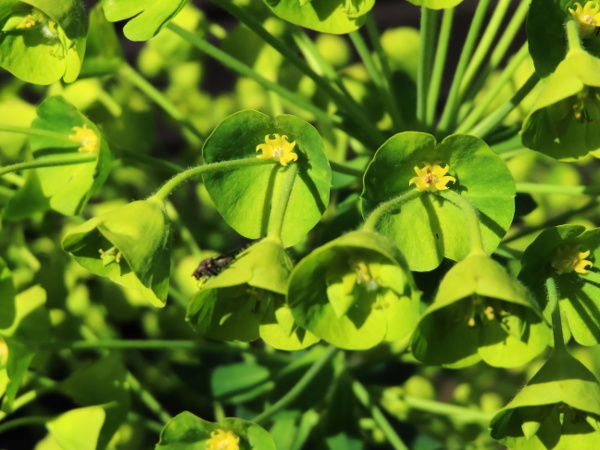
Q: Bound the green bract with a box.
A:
[202,110,331,247]
[519,225,600,346]
[62,198,171,308]
[5,96,113,218]
[101,0,188,41]
[361,132,515,271]
[490,350,600,449]
[187,239,319,350]
[264,0,375,34]
[411,253,551,368]
[528,0,600,78]
[287,231,421,350]
[79,4,124,77]
[0,0,87,84]
[521,50,600,160]
[156,411,276,450]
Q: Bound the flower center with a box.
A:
[256,133,298,166]
[99,247,122,266]
[409,162,456,192]
[69,124,100,153]
[205,429,240,450]
[551,244,593,274]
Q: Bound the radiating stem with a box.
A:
[0,153,96,177]
[437,0,492,134]
[267,165,298,244]
[362,190,421,232]
[516,183,600,196]
[151,157,271,202]
[251,346,338,425]
[417,7,438,128]
[127,372,172,423]
[439,190,484,254]
[426,8,454,127]
[546,277,565,350]
[402,395,496,424]
[0,124,74,143]
[119,63,206,142]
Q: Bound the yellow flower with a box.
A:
[551,244,593,274]
[0,339,7,366]
[69,124,100,153]
[205,429,240,450]
[256,133,298,166]
[409,162,456,192]
[569,1,600,38]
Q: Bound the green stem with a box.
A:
[439,190,484,254]
[546,277,565,350]
[251,346,338,425]
[0,153,96,177]
[208,0,383,145]
[0,124,75,143]
[0,416,49,434]
[151,157,272,202]
[329,160,364,178]
[118,63,206,142]
[455,44,529,134]
[352,380,408,450]
[417,7,438,128]
[566,19,585,54]
[365,14,405,130]
[0,379,57,421]
[167,24,331,125]
[437,0,492,134]
[127,372,172,423]
[458,0,512,101]
[402,395,495,424]
[503,199,597,244]
[127,411,165,434]
[119,148,184,174]
[468,72,539,138]
[516,183,600,196]
[426,8,454,127]
[267,165,298,243]
[363,190,421,232]
[461,0,530,105]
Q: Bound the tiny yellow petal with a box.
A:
[569,2,600,38]
[409,162,455,192]
[551,244,593,275]
[69,124,99,153]
[255,133,298,166]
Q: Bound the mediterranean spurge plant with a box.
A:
[3,0,600,448]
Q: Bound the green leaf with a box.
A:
[0,0,87,84]
[411,253,551,368]
[287,231,421,350]
[202,110,331,247]
[264,0,375,34]
[521,50,600,160]
[210,362,273,403]
[361,132,515,271]
[79,4,124,77]
[101,0,188,41]
[6,96,113,217]
[0,257,16,329]
[46,406,106,450]
[404,0,464,9]
[156,412,276,450]
[519,225,600,346]
[62,198,171,307]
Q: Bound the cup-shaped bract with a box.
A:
[62,199,171,307]
[187,239,319,350]
[411,253,551,368]
[522,50,600,160]
[287,231,421,350]
[0,0,87,84]
[519,225,600,346]
[490,350,600,449]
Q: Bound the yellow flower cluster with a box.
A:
[569,1,600,38]
[409,162,456,192]
[69,124,100,153]
[205,429,240,450]
[256,133,298,166]
[551,244,593,274]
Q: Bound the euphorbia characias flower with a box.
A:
[409,162,456,192]
[256,133,298,166]
[205,429,240,450]
[569,1,600,38]
[551,244,593,274]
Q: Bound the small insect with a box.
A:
[192,255,234,281]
